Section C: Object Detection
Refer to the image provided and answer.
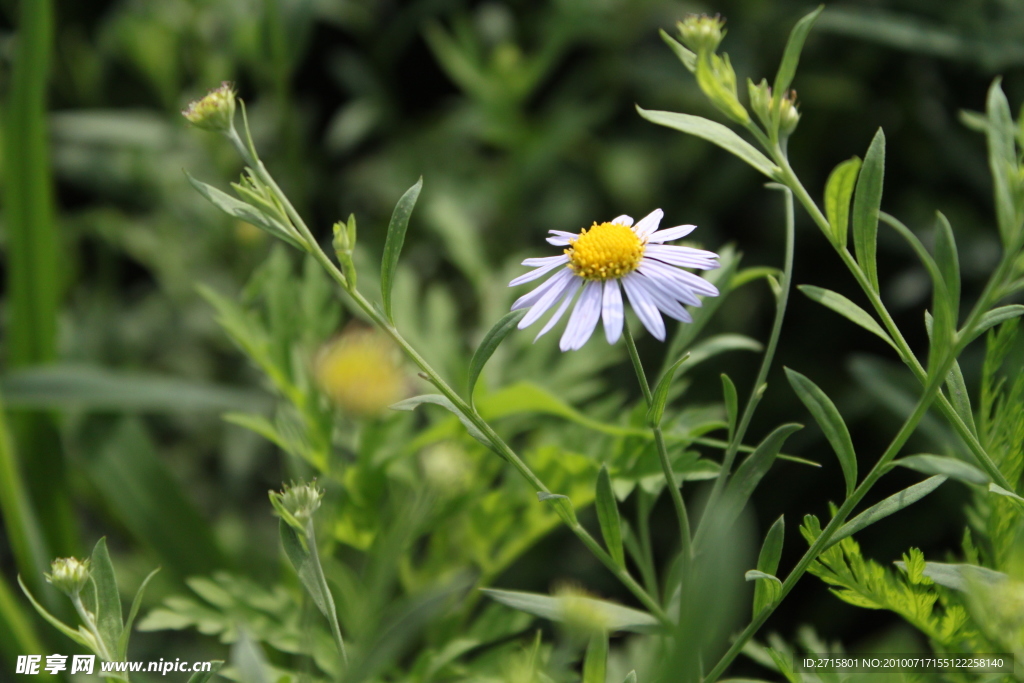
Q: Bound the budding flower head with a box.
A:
[45,557,91,596]
[748,78,772,128]
[315,328,406,417]
[778,90,801,136]
[554,583,611,638]
[182,82,237,133]
[678,14,725,54]
[271,481,324,531]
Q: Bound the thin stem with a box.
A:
[305,520,348,667]
[623,322,692,562]
[71,593,115,664]
[695,187,796,549]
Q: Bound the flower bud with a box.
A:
[778,90,801,136]
[554,584,611,638]
[272,482,324,530]
[316,329,405,417]
[748,78,772,129]
[677,14,725,54]
[45,557,91,596]
[182,82,237,133]
[695,52,749,125]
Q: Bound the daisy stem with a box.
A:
[622,321,693,563]
[693,187,795,551]
[225,122,670,624]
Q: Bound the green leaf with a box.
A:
[636,107,779,179]
[231,630,272,683]
[468,310,525,407]
[391,394,491,450]
[721,373,738,439]
[985,79,1020,246]
[895,561,1008,592]
[823,156,862,249]
[744,570,782,613]
[90,538,123,655]
[18,576,96,650]
[622,672,638,683]
[784,369,857,495]
[852,129,885,291]
[186,173,304,249]
[596,466,625,568]
[480,588,661,633]
[381,177,423,323]
[944,359,977,436]
[933,212,961,321]
[537,492,578,526]
[660,29,695,72]
[583,632,609,683]
[647,352,690,427]
[752,515,784,615]
[773,5,824,97]
[797,285,896,350]
[278,520,346,662]
[118,568,159,659]
[895,454,989,486]
[725,424,803,518]
[186,662,223,683]
[989,483,1024,505]
[831,475,947,546]
[964,305,1024,344]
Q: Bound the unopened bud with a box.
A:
[182,82,237,133]
[271,482,324,531]
[748,78,772,129]
[778,90,801,136]
[677,14,725,54]
[45,557,91,596]
[696,52,749,125]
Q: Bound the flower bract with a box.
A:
[509,209,719,351]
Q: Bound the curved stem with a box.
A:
[622,322,692,562]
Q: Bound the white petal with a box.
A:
[602,280,624,344]
[632,209,664,238]
[523,254,568,267]
[546,230,576,246]
[621,273,666,341]
[644,244,720,269]
[518,270,579,328]
[638,259,702,306]
[560,280,603,351]
[647,224,697,243]
[634,272,693,323]
[610,214,634,227]
[535,279,582,340]
[512,268,572,311]
[673,268,720,297]
[509,258,568,287]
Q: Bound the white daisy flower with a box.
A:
[509,209,720,351]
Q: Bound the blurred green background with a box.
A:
[2,0,1023,676]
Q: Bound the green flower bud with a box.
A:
[182,82,237,133]
[695,52,749,125]
[748,78,772,129]
[677,14,725,54]
[778,90,801,136]
[271,482,324,531]
[554,584,610,638]
[45,557,91,596]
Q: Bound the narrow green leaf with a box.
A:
[186,662,223,683]
[989,483,1024,504]
[536,492,578,526]
[18,576,95,649]
[725,424,803,517]
[797,285,896,350]
[391,394,491,449]
[622,672,638,683]
[823,156,861,248]
[831,475,947,546]
[895,561,1007,592]
[660,29,696,72]
[945,359,977,436]
[118,567,159,659]
[480,588,661,633]
[896,455,989,486]
[773,5,824,97]
[90,538,123,655]
[231,630,271,683]
[721,374,738,439]
[785,369,857,495]
[468,310,525,407]
[186,173,304,249]
[381,177,424,323]
[933,212,961,321]
[595,467,625,568]
[985,79,1020,246]
[965,305,1024,344]
[636,107,779,179]
[852,129,885,291]
[583,632,609,683]
[752,515,784,615]
[647,352,691,426]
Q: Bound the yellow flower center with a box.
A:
[566,221,644,280]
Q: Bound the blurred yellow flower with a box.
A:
[315,329,405,417]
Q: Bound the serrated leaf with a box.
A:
[896,455,989,486]
[773,6,824,97]
[852,129,885,291]
[721,373,738,439]
[797,285,896,350]
[391,394,491,450]
[480,588,661,633]
[90,538,123,655]
[637,108,779,179]
[647,352,690,426]
[381,177,423,323]
[752,515,784,615]
[596,467,625,568]
[831,475,947,546]
[118,568,159,659]
[725,424,803,519]
[823,156,861,248]
[187,173,304,249]
[785,369,857,495]
[468,310,525,407]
